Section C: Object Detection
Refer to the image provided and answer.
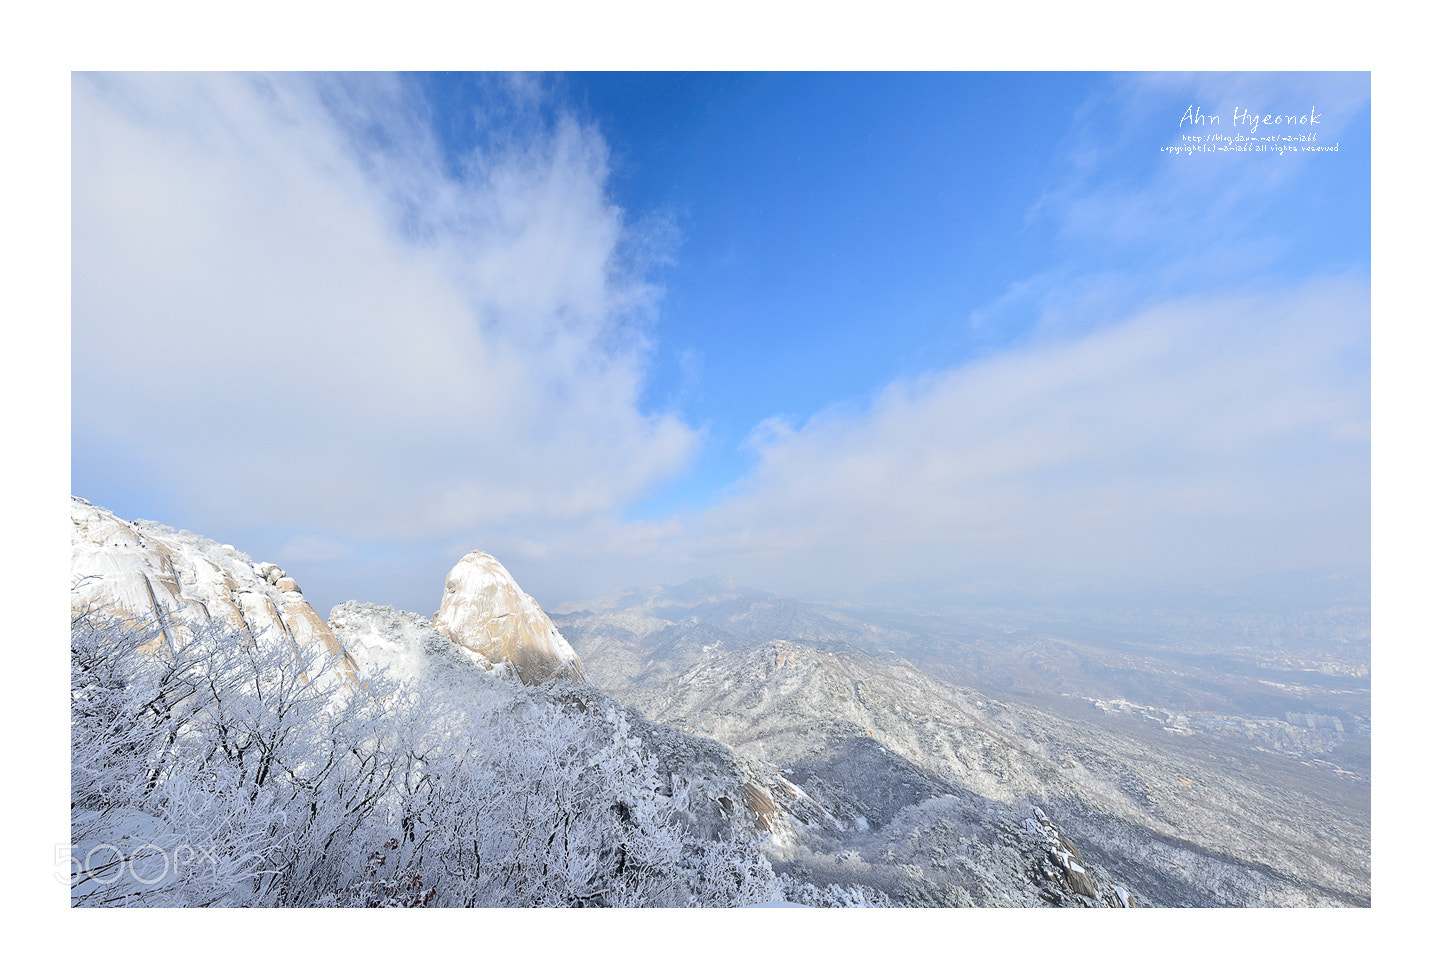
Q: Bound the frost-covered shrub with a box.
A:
[70,605,400,906]
[381,696,780,907]
[778,877,894,907]
[71,604,780,907]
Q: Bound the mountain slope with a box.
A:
[69,499,1365,906]
[69,501,800,907]
[555,581,1370,906]
[70,496,355,683]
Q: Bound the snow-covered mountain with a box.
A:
[69,498,584,689]
[555,580,1370,907]
[68,498,874,907]
[69,498,1366,907]
[325,600,791,850]
[70,496,355,683]
[558,609,1141,905]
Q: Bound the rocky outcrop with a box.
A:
[70,497,355,683]
[1026,806,1106,902]
[431,550,586,685]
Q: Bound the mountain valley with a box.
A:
[554,579,1371,906]
[69,498,1369,907]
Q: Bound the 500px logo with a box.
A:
[57,842,220,887]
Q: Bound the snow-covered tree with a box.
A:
[71,602,781,907]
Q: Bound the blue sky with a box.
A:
[71,72,1371,616]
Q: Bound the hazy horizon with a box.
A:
[72,72,1370,619]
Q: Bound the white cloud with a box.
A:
[73,73,696,548]
[72,73,1369,613]
[276,536,353,563]
[540,279,1368,605]
[1045,72,1369,250]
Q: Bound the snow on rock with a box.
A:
[328,600,522,711]
[1028,808,1101,900]
[431,550,586,686]
[70,497,355,683]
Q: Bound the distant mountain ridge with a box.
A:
[555,578,1370,906]
[69,500,1367,906]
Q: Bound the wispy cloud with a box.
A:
[73,73,696,556]
[1041,72,1368,251]
[539,279,1368,605]
[277,536,353,563]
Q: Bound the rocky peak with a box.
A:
[69,497,356,684]
[431,549,586,686]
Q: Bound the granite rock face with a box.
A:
[431,549,586,686]
[69,497,355,683]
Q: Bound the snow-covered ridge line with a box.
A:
[70,498,590,689]
[69,496,355,683]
